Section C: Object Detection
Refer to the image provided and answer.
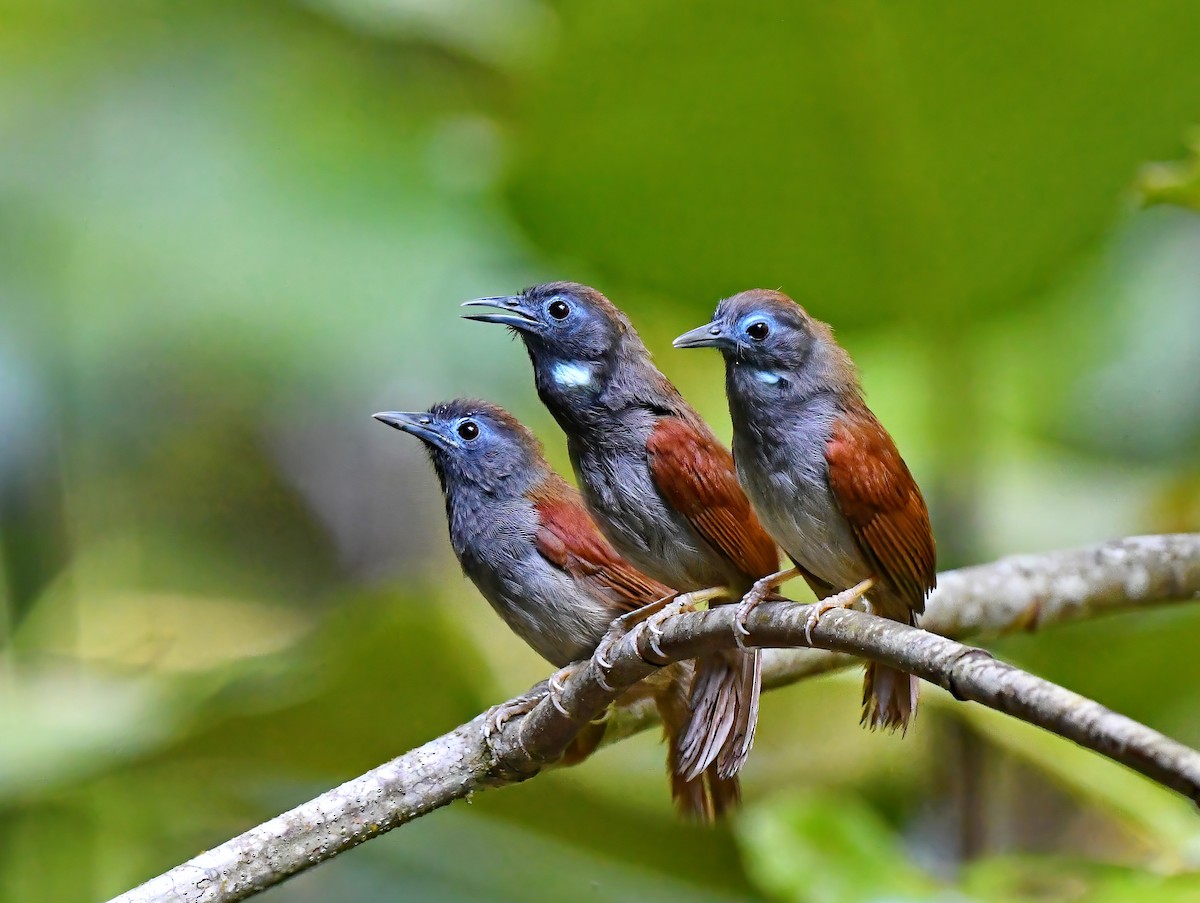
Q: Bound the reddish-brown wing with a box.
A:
[647,417,779,581]
[825,407,936,612]
[532,482,674,611]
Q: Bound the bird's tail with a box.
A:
[651,663,741,821]
[862,609,920,732]
[677,648,762,784]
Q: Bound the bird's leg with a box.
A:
[484,680,550,750]
[803,577,875,644]
[637,586,728,662]
[733,566,801,649]
[594,591,680,689]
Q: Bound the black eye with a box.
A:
[457,420,480,441]
[548,299,570,320]
[747,321,770,341]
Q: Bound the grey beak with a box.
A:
[373,411,454,449]
[460,296,539,331]
[673,321,732,350]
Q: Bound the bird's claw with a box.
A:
[802,603,832,645]
[484,687,548,752]
[632,597,696,664]
[733,571,781,649]
[548,667,573,717]
[595,644,615,672]
[593,661,616,694]
[593,619,628,673]
[646,616,668,659]
[591,591,676,686]
[803,578,875,645]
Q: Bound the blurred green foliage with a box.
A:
[0,2,1198,901]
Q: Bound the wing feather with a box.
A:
[825,408,936,612]
[532,484,675,611]
[646,417,779,581]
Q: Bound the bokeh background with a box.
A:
[2,2,1200,901]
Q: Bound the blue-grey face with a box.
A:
[462,281,626,368]
[373,400,541,494]
[673,290,815,372]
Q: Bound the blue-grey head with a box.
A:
[373,399,546,497]
[461,282,641,392]
[675,289,833,370]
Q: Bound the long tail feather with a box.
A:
[861,608,920,732]
[677,648,761,782]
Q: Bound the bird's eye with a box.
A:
[747,321,770,341]
[457,420,480,441]
[548,299,570,320]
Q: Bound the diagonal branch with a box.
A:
[110,533,1200,903]
[608,531,1200,740]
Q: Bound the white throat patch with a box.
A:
[552,361,593,388]
[753,368,783,386]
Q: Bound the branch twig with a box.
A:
[111,533,1200,903]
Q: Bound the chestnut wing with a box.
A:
[825,408,936,612]
[533,488,675,611]
[647,416,779,581]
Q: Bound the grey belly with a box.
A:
[576,454,734,591]
[475,557,614,667]
[739,460,867,591]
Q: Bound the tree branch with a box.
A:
[609,531,1200,739]
[111,534,1200,903]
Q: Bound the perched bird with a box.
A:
[463,284,782,781]
[674,290,937,731]
[374,399,739,819]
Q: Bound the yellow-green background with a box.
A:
[2,2,1199,901]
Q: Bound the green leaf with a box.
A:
[287,805,760,903]
[1137,131,1200,211]
[963,855,1200,903]
[737,793,948,903]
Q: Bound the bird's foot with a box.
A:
[803,578,875,645]
[633,586,724,663]
[632,599,691,663]
[733,566,801,649]
[593,592,679,690]
[484,683,549,753]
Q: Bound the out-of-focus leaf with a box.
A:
[16,579,312,673]
[963,855,1200,903]
[285,805,758,903]
[1059,210,1200,464]
[737,793,947,903]
[508,1,1200,329]
[179,585,491,773]
[298,0,556,70]
[958,697,1200,869]
[1137,132,1200,211]
[468,768,759,898]
[0,665,175,800]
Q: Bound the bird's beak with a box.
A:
[673,321,734,351]
[461,295,540,332]
[373,411,455,449]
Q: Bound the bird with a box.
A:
[463,283,782,781]
[673,289,937,732]
[373,398,740,819]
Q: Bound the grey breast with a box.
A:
[453,496,613,667]
[568,415,726,591]
[732,390,867,590]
